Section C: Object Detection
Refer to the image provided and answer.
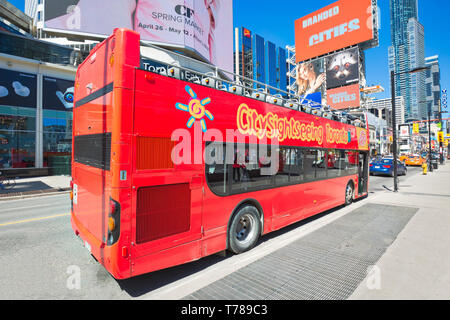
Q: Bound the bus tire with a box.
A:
[345,181,354,206]
[228,205,261,254]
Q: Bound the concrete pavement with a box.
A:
[0,175,71,200]
[350,163,450,299]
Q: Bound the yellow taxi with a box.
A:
[404,154,426,166]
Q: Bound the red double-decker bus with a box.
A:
[71,29,369,279]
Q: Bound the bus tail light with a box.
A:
[122,246,128,258]
[107,198,121,246]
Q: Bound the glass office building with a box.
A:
[425,56,441,120]
[389,0,426,121]
[236,27,288,94]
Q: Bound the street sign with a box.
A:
[442,89,447,110]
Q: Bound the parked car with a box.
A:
[404,154,426,166]
[370,158,407,176]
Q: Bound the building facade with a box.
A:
[0,28,76,174]
[366,96,406,128]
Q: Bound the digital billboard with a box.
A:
[43,0,233,73]
[325,47,359,90]
[327,84,360,110]
[0,68,37,108]
[295,58,325,105]
[294,0,374,63]
[43,77,75,111]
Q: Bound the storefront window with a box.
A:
[42,77,74,174]
[0,69,37,168]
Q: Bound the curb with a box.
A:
[0,188,70,201]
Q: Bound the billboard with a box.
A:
[325,47,359,90]
[295,58,325,105]
[43,0,233,72]
[327,84,360,110]
[294,0,374,62]
[399,125,410,138]
[43,77,75,111]
[0,68,37,109]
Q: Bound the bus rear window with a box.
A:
[74,133,112,170]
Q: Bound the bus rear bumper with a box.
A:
[70,212,132,279]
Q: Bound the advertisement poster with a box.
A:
[327,84,360,110]
[295,58,325,106]
[42,77,75,111]
[0,68,37,108]
[44,0,233,73]
[294,0,374,62]
[325,47,359,90]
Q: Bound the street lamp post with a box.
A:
[390,71,399,192]
[390,66,430,192]
[428,104,434,172]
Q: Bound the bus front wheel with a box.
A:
[228,205,261,254]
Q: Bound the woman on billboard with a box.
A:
[295,62,325,97]
[44,0,229,70]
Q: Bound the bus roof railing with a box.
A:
[139,41,367,127]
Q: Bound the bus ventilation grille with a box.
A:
[136,183,191,244]
[136,137,175,170]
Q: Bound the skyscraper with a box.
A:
[425,56,441,120]
[389,0,426,122]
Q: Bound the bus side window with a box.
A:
[304,149,317,181]
[289,148,304,183]
[231,143,272,193]
[328,149,346,178]
[345,151,359,176]
[315,150,327,179]
[205,142,227,195]
[275,147,290,185]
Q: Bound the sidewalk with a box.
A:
[350,163,450,299]
[0,175,71,200]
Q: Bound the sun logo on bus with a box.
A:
[175,85,214,133]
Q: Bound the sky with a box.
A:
[6,0,450,119]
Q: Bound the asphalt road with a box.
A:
[0,166,422,299]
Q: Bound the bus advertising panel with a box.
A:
[294,0,374,63]
[44,0,233,73]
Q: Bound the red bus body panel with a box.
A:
[71,29,369,279]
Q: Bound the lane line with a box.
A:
[0,213,70,227]
[0,203,70,213]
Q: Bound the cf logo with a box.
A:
[175,5,195,18]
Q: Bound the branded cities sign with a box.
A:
[294,0,374,63]
[326,84,360,110]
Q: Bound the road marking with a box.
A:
[0,213,70,227]
[0,203,70,213]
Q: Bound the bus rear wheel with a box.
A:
[228,205,261,254]
[345,182,354,206]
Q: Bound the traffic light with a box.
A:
[438,131,444,143]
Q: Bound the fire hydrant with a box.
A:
[422,162,428,175]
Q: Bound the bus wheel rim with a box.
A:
[346,185,353,202]
[235,213,255,243]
